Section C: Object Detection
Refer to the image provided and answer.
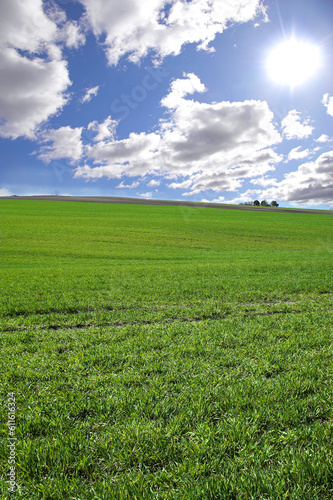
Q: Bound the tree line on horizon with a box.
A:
[240,200,279,207]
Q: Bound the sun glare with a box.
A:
[266,39,321,87]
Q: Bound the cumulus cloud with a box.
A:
[281,110,314,140]
[161,73,206,108]
[168,179,194,190]
[138,192,153,199]
[316,134,332,143]
[81,86,100,104]
[75,74,282,195]
[85,131,161,177]
[176,148,281,195]
[217,189,261,205]
[44,1,87,49]
[0,0,57,52]
[0,0,72,139]
[322,93,333,116]
[148,179,161,187]
[0,187,13,197]
[116,180,140,189]
[261,151,333,204]
[250,176,278,187]
[44,1,86,48]
[201,196,225,204]
[74,164,124,180]
[58,21,86,49]
[160,95,281,169]
[0,48,71,139]
[287,146,310,161]
[79,0,266,65]
[37,126,83,163]
[87,115,118,142]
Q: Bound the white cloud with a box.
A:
[221,190,261,205]
[287,146,310,161]
[81,86,100,104]
[148,179,161,187]
[281,110,314,140]
[0,48,71,139]
[250,176,278,187]
[74,74,282,195]
[37,126,83,163]
[116,180,140,189]
[79,0,266,65]
[0,188,13,197]
[168,179,193,190]
[316,134,332,143]
[161,73,206,109]
[138,192,153,199]
[85,131,161,177]
[87,115,118,142]
[322,93,333,116]
[45,2,86,49]
[177,149,280,195]
[201,196,225,203]
[0,0,57,52]
[74,164,124,180]
[159,93,281,169]
[0,0,72,139]
[261,150,333,204]
[59,21,86,49]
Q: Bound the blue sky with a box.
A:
[0,0,332,208]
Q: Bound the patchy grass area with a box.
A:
[0,199,332,499]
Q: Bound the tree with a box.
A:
[261,200,269,206]
[253,200,260,206]
[271,200,279,207]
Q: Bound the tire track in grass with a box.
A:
[1,308,305,333]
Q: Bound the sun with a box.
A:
[266,38,321,87]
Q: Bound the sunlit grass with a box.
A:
[0,200,332,499]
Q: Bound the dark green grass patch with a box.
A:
[0,200,332,499]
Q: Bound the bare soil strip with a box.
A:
[2,195,332,214]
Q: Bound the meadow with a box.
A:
[0,199,332,499]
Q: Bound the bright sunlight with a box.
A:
[266,38,321,87]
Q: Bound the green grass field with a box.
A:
[1,199,333,499]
